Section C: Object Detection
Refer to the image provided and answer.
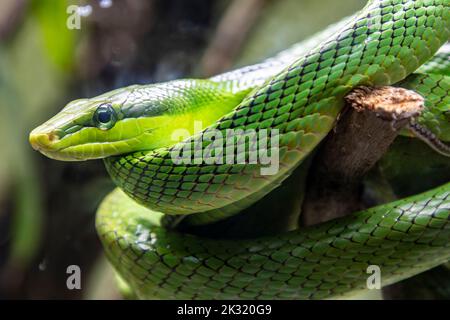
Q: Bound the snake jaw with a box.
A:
[29,127,156,161]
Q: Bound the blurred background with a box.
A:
[0,0,384,299]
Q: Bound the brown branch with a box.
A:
[0,0,27,41]
[200,0,268,77]
[301,86,424,226]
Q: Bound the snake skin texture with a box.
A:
[97,183,450,299]
[399,73,450,140]
[104,0,450,221]
[418,42,450,74]
[94,0,450,299]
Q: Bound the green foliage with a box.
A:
[31,0,77,71]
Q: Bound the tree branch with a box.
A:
[301,86,424,226]
[200,0,267,77]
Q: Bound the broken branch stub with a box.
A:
[345,86,424,121]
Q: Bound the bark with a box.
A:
[301,86,424,226]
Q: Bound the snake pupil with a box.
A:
[98,110,111,123]
[94,103,116,129]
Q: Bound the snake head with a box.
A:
[29,87,144,161]
[29,84,179,161]
[29,79,245,161]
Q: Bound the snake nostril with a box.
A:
[48,132,58,142]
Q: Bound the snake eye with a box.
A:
[94,103,117,130]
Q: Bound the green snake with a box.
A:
[29,0,450,299]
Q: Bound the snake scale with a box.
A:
[30,0,450,299]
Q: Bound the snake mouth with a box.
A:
[29,128,155,161]
[29,130,82,161]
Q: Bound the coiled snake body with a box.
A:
[30,0,450,299]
